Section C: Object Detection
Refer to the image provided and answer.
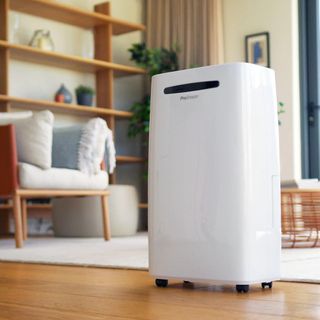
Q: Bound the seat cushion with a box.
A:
[19,163,108,190]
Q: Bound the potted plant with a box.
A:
[128,43,179,138]
[75,85,95,106]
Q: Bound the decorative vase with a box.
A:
[76,93,93,106]
[29,29,55,51]
[54,84,73,104]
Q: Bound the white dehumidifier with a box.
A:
[148,63,280,293]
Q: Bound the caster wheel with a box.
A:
[261,282,273,289]
[236,284,250,293]
[155,279,168,288]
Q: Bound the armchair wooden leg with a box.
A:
[21,198,28,240]
[12,194,23,248]
[101,195,111,240]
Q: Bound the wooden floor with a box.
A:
[0,263,319,319]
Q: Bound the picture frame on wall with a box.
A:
[245,32,270,68]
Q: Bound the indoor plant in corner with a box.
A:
[128,43,179,139]
[75,85,95,106]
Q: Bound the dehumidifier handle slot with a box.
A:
[164,80,220,94]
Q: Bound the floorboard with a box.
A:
[0,262,319,319]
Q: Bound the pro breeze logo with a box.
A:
[180,94,199,101]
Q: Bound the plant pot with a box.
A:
[76,93,93,106]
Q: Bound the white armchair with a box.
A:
[0,111,112,248]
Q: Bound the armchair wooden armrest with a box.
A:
[0,124,23,248]
[0,125,19,197]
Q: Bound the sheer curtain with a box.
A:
[146,0,224,69]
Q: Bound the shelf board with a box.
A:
[0,203,51,209]
[0,95,133,118]
[116,156,146,163]
[27,204,52,209]
[0,204,11,209]
[10,0,146,35]
[0,41,145,76]
[138,203,148,209]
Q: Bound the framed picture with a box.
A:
[245,32,270,68]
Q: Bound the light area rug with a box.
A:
[0,233,319,283]
[281,248,320,283]
[0,233,148,270]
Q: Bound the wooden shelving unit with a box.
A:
[0,0,148,219]
[0,0,146,179]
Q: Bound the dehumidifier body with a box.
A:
[148,63,281,293]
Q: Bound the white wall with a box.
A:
[223,0,301,180]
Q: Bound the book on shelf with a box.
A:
[281,179,320,189]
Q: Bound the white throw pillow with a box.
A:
[0,111,33,125]
[15,110,54,169]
